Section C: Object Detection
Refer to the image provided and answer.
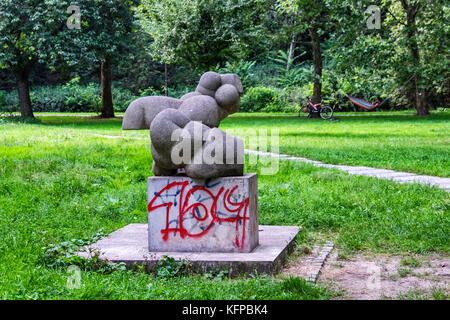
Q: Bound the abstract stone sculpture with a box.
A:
[122,72,245,179]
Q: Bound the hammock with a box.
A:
[345,94,385,110]
[345,75,416,111]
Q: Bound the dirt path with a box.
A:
[283,246,449,300]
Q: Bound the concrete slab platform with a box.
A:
[78,224,300,277]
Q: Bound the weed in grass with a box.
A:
[337,252,350,260]
[397,268,412,278]
[401,256,421,268]
[431,288,448,300]
[155,256,192,278]
[203,270,230,281]
[281,276,331,299]
[42,230,127,273]
[397,288,429,300]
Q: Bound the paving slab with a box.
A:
[363,172,416,179]
[334,166,375,172]
[77,224,300,277]
[314,163,339,169]
[392,175,446,185]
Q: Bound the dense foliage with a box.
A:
[0,0,448,116]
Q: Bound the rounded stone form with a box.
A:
[122,71,245,179]
[196,71,222,97]
[152,161,177,175]
[150,108,190,154]
[180,92,201,101]
[198,71,222,90]
[215,84,240,114]
[220,73,243,95]
[122,96,182,130]
[178,95,221,128]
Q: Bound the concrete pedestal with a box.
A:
[147,173,258,253]
[77,224,300,277]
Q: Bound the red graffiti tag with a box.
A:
[148,181,249,249]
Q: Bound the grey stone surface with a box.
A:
[177,95,222,128]
[122,71,244,179]
[147,174,258,253]
[77,223,300,277]
[122,96,182,130]
[363,172,415,178]
[305,241,334,283]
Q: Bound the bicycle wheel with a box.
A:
[299,106,309,118]
[319,105,334,120]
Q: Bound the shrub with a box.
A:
[279,85,311,111]
[0,79,142,113]
[241,86,293,112]
[216,60,257,88]
[0,90,19,114]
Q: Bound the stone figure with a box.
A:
[122,71,245,178]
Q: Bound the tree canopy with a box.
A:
[0,0,447,117]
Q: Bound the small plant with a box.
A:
[397,267,412,278]
[155,255,192,278]
[431,288,448,300]
[298,245,312,255]
[203,269,230,281]
[401,256,421,268]
[41,229,126,273]
[337,252,350,261]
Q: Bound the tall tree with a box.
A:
[78,0,136,118]
[330,0,448,115]
[279,0,332,116]
[383,0,440,116]
[137,0,269,72]
[0,0,77,118]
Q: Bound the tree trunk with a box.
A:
[309,26,322,118]
[403,1,429,116]
[414,78,428,116]
[164,63,168,96]
[14,63,34,118]
[101,56,115,118]
[287,34,295,71]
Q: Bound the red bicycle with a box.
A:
[298,97,334,120]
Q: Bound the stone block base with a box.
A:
[147,173,258,253]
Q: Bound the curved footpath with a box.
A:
[245,149,450,192]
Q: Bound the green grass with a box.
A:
[223,110,450,177]
[0,113,448,299]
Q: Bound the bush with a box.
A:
[0,89,19,114]
[241,86,293,113]
[30,83,101,113]
[0,78,142,113]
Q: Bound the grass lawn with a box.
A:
[0,112,448,299]
[223,110,450,177]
